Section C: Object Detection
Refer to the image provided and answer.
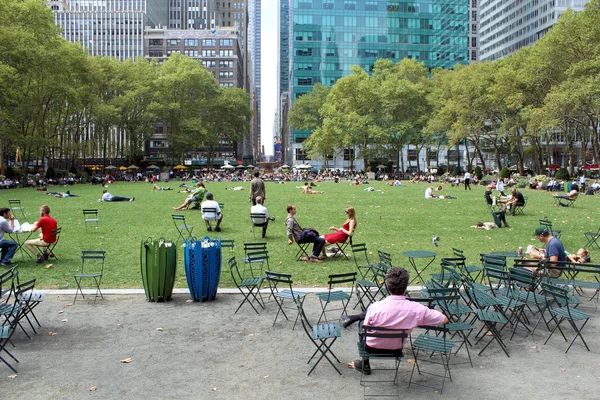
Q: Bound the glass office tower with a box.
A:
[286,0,469,153]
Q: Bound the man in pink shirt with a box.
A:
[351,267,447,374]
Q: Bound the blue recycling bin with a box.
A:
[184,237,222,301]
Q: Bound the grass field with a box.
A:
[0,179,597,289]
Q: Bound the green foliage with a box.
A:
[452,165,463,176]
[46,166,56,179]
[5,166,16,179]
[474,165,483,180]
[436,165,446,176]
[555,167,570,180]
[69,166,78,176]
[500,167,511,179]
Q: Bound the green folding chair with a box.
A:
[73,250,106,304]
[316,272,356,323]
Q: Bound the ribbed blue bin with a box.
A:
[184,236,222,302]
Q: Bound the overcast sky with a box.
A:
[260,0,277,156]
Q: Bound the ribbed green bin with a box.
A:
[141,238,177,302]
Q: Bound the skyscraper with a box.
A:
[479,0,590,61]
[278,0,469,168]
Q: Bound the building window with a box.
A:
[343,148,354,161]
[201,50,216,56]
[323,2,334,9]
[149,50,163,57]
[149,39,163,46]
[344,0,356,10]
[167,39,180,46]
[220,39,233,46]
[295,148,310,160]
[365,1,378,11]
[407,149,418,162]
[184,50,199,57]
[184,39,198,46]
[297,77,312,86]
[219,60,233,68]
[202,39,216,46]
[219,50,233,56]
[344,16,356,26]
[203,60,217,68]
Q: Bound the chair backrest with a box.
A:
[244,242,267,254]
[452,248,465,259]
[378,250,392,267]
[221,239,235,252]
[81,250,106,274]
[202,207,219,221]
[508,267,538,291]
[228,257,242,285]
[0,266,16,303]
[361,325,409,351]
[83,209,98,217]
[327,272,356,289]
[250,213,268,225]
[50,227,61,244]
[9,200,22,208]
[266,271,295,295]
[172,214,186,223]
[351,243,371,267]
[427,287,462,314]
[541,282,569,305]
[539,219,557,235]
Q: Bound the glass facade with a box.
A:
[288,0,469,145]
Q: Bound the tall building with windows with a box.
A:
[278,0,469,168]
[468,0,479,62]
[479,0,590,61]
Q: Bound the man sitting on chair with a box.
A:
[348,267,447,375]
[201,192,223,232]
[499,188,524,216]
[553,188,578,206]
[286,204,326,263]
[24,204,58,264]
[251,196,274,238]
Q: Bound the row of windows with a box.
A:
[294,1,466,14]
[162,39,234,47]
[294,15,467,29]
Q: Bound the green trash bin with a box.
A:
[141,238,177,302]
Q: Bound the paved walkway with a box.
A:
[3,291,599,399]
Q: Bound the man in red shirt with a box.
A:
[24,204,58,263]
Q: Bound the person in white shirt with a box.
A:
[0,208,18,266]
[471,222,499,230]
[99,190,134,202]
[579,175,587,191]
[250,196,275,238]
[496,179,506,196]
[424,186,436,199]
[464,171,471,190]
[201,193,223,232]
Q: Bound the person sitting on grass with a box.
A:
[345,267,448,375]
[302,182,323,194]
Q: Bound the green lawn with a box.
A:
[0,179,597,289]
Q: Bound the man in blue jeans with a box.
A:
[0,207,18,267]
[286,204,325,263]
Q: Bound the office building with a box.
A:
[278,0,469,168]
[479,0,590,61]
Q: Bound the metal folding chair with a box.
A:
[295,241,311,261]
[409,324,456,394]
[8,200,25,219]
[297,299,342,376]
[539,218,562,239]
[0,279,34,373]
[316,272,356,323]
[541,282,593,353]
[358,325,408,399]
[265,271,307,330]
[172,214,193,244]
[73,250,106,303]
[242,242,268,277]
[228,257,264,314]
[83,209,99,230]
[40,227,61,261]
[250,213,268,238]
[584,226,600,250]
